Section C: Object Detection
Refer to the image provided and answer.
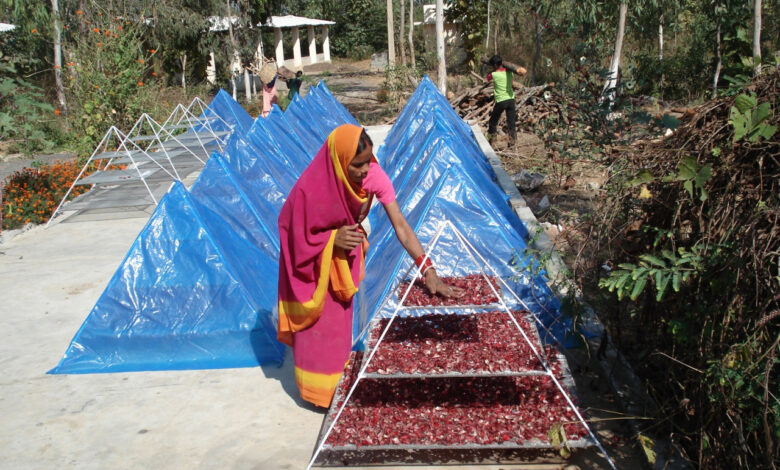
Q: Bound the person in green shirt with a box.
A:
[486,55,519,144]
[287,69,303,100]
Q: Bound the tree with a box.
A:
[602,1,627,103]
[435,0,445,93]
[50,0,66,112]
[408,0,415,67]
[753,0,761,75]
[387,0,395,65]
[399,0,406,66]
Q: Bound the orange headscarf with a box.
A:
[328,124,368,199]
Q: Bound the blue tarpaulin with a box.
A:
[51,79,580,374]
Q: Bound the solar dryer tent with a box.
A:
[51,77,581,376]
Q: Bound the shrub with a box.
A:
[1,160,95,230]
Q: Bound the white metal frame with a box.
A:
[47,98,234,226]
[307,220,618,470]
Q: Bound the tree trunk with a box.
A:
[753,0,762,76]
[485,0,491,50]
[399,0,406,66]
[244,68,251,101]
[51,0,67,112]
[659,12,664,92]
[602,1,627,104]
[435,0,446,94]
[712,19,722,99]
[180,54,187,91]
[152,0,161,78]
[226,0,239,99]
[387,0,395,66]
[532,12,541,84]
[408,0,416,68]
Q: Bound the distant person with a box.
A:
[485,55,525,144]
[261,75,278,118]
[287,69,304,100]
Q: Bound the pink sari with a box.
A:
[277,124,371,407]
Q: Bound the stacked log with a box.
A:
[448,82,568,131]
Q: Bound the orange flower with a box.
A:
[97,11,102,15]
[54,109,61,116]
[149,49,155,54]
[76,9,83,15]
[68,61,74,66]
[54,64,61,69]
[118,26,123,30]
[137,81,144,86]
[151,72,157,77]
[93,27,99,33]
[138,59,144,64]
[97,42,102,47]
[31,28,38,34]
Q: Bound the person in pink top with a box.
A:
[276,124,463,408]
[261,75,278,117]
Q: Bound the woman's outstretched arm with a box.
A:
[383,201,463,297]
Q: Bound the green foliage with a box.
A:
[328,0,386,58]
[599,245,706,302]
[728,93,777,144]
[662,155,712,201]
[445,0,488,69]
[0,53,57,155]
[65,15,156,154]
[547,422,571,458]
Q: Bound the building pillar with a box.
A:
[206,51,217,85]
[274,27,285,66]
[292,26,302,67]
[322,26,331,62]
[307,25,318,64]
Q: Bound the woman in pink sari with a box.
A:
[277,124,460,408]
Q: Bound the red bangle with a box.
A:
[415,253,434,277]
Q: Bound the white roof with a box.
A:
[0,22,16,32]
[208,16,240,32]
[262,15,335,28]
[416,4,453,25]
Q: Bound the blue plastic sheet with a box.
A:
[50,79,583,375]
[196,89,254,136]
[49,182,284,374]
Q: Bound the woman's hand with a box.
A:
[334,224,363,251]
[424,269,465,298]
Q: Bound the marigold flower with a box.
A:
[97,11,102,15]
[118,26,123,30]
[68,61,74,66]
[93,27,99,33]
[54,64,61,69]
[97,42,102,47]
[151,72,157,77]
[54,109,61,116]
[138,59,144,64]
[31,28,38,34]
[76,10,83,15]
[149,49,155,54]
[137,81,144,86]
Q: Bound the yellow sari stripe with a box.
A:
[295,366,344,390]
[328,133,367,203]
[278,230,338,318]
[329,248,358,301]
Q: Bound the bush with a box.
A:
[65,14,158,155]
[1,159,96,230]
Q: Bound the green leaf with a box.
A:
[617,263,637,271]
[640,254,667,268]
[678,155,698,179]
[734,94,756,113]
[656,273,671,301]
[638,433,657,465]
[683,180,693,198]
[629,169,654,187]
[672,270,681,292]
[630,275,647,301]
[711,147,721,157]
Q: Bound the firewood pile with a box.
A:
[448,81,568,131]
